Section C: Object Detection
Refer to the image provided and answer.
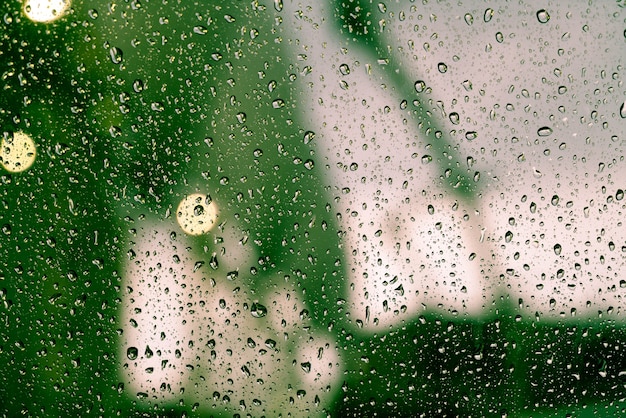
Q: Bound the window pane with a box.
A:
[1,0,625,416]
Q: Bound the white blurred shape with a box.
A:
[176,193,218,236]
[120,224,198,400]
[1,132,36,173]
[23,0,70,23]
[121,218,339,415]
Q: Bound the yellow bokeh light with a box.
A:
[23,0,70,23]
[0,132,37,173]
[176,193,218,235]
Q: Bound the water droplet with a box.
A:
[537,126,553,137]
[484,8,494,23]
[339,63,350,75]
[462,80,473,91]
[558,86,567,94]
[421,155,432,164]
[464,13,474,26]
[465,131,478,141]
[394,284,405,296]
[303,131,315,144]
[127,346,138,360]
[177,193,217,235]
[620,101,626,118]
[554,244,562,256]
[449,112,460,125]
[0,132,36,173]
[427,204,435,215]
[109,47,123,64]
[536,9,550,24]
[551,195,559,206]
[132,79,145,93]
[274,0,283,12]
[209,254,219,269]
[414,80,426,93]
[250,303,267,318]
[151,102,164,112]
[437,62,448,73]
[193,25,208,35]
[300,362,312,373]
[272,99,285,109]
[616,189,624,201]
[495,32,504,43]
[505,231,513,243]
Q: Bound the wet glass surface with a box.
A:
[1,1,625,416]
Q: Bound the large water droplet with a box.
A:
[554,244,562,256]
[620,101,626,118]
[127,346,139,360]
[537,126,553,137]
[464,13,474,26]
[301,362,312,373]
[303,130,315,144]
[536,9,550,24]
[109,47,123,64]
[250,303,267,318]
[414,80,426,93]
[484,8,494,23]
[551,195,559,206]
[449,112,460,125]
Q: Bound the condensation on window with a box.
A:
[1,0,625,417]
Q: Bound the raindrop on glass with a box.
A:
[484,8,494,23]
[536,9,550,24]
[537,126,553,137]
[414,80,426,93]
[109,47,123,64]
[250,303,267,318]
[127,346,139,360]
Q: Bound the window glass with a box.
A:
[1,0,625,416]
